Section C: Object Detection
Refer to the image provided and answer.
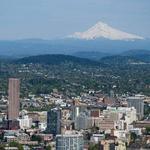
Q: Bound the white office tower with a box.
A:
[56,132,84,150]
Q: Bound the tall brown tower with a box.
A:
[8,78,20,120]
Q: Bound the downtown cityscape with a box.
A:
[0,67,149,149]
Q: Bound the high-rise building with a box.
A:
[56,133,84,150]
[72,105,88,121]
[75,112,92,130]
[47,108,61,135]
[127,96,144,120]
[8,78,20,121]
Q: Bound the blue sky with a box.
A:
[0,0,150,39]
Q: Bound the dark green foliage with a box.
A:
[46,145,52,150]
[0,145,5,150]
[15,54,99,66]
[88,143,99,150]
[146,127,150,135]
[90,126,99,133]
[73,51,110,60]
[130,132,137,142]
[100,55,141,66]
[0,54,150,98]
[31,135,42,143]
[9,141,23,150]
[0,132,4,140]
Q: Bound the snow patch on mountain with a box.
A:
[69,22,144,41]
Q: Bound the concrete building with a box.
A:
[100,140,116,150]
[113,130,127,140]
[8,78,20,120]
[90,134,105,143]
[102,107,137,130]
[56,132,84,150]
[117,107,137,125]
[129,128,142,136]
[99,119,116,131]
[18,115,32,130]
[75,112,92,130]
[127,96,144,120]
[100,139,126,150]
[0,98,7,113]
[39,122,47,131]
[90,107,101,117]
[72,105,88,121]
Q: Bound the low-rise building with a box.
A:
[18,115,32,129]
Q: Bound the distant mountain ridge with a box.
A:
[120,49,150,63]
[15,54,99,66]
[0,38,150,57]
[71,49,150,62]
[99,49,150,65]
[72,51,110,60]
[121,49,150,56]
[14,49,150,69]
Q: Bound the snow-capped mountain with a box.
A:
[69,22,144,41]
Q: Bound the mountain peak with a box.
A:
[93,21,109,28]
[69,21,144,41]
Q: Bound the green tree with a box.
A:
[88,143,99,150]
[0,145,5,150]
[31,135,42,143]
[130,132,137,142]
[91,126,99,133]
[46,145,52,150]
[0,132,4,140]
[146,127,150,135]
[9,141,23,150]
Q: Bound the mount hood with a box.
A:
[69,22,144,41]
